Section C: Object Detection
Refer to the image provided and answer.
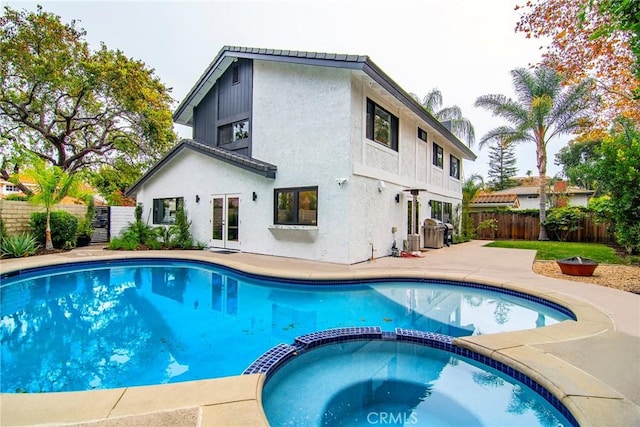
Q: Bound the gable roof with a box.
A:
[174,45,476,161]
[492,185,594,196]
[126,139,277,196]
[472,193,519,205]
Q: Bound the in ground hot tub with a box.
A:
[257,329,575,427]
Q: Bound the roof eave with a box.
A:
[361,60,477,161]
[126,140,277,197]
[173,46,368,126]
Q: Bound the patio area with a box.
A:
[1,240,638,426]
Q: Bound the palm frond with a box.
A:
[436,105,463,121]
[478,126,530,149]
[546,78,596,140]
[448,118,476,147]
[475,94,529,126]
[511,68,537,106]
[421,88,443,114]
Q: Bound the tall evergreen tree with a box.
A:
[487,139,518,190]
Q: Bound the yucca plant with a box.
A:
[1,233,41,258]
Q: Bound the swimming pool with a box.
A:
[0,258,574,393]
[261,336,574,426]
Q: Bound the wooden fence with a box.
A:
[469,212,615,243]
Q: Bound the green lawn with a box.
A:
[484,240,624,264]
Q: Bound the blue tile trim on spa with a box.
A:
[1,257,576,321]
[249,327,579,427]
[242,327,383,375]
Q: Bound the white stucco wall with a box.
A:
[347,77,464,259]
[134,59,469,264]
[135,149,277,250]
[250,60,354,262]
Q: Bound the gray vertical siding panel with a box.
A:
[218,59,252,120]
[193,85,218,146]
[191,59,253,152]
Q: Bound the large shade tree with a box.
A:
[475,67,595,240]
[0,6,176,196]
[515,0,639,134]
[414,88,476,147]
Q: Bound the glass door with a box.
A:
[211,194,240,249]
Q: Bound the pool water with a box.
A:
[262,340,571,427]
[0,259,572,393]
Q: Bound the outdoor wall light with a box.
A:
[395,194,401,203]
[252,191,258,201]
[195,195,200,203]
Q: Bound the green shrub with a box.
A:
[29,211,78,249]
[155,226,176,249]
[5,194,29,201]
[108,235,139,251]
[77,197,95,238]
[170,204,193,249]
[111,203,159,250]
[543,207,587,241]
[588,195,613,224]
[1,233,41,258]
[0,217,6,241]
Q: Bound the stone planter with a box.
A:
[556,256,599,276]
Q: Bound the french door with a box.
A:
[211,194,240,250]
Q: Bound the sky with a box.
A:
[3,0,570,180]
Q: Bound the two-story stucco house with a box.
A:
[127,46,476,264]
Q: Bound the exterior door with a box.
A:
[211,194,240,250]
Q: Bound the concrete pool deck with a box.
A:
[1,241,638,426]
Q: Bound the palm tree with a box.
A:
[414,88,476,147]
[475,67,594,240]
[23,158,79,250]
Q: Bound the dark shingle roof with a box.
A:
[126,139,276,196]
[173,45,476,161]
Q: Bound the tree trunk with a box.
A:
[45,209,53,250]
[537,145,550,241]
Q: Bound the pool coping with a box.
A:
[1,244,639,426]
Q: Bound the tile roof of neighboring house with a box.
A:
[492,185,594,196]
[472,193,519,204]
[126,139,277,196]
[173,45,476,161]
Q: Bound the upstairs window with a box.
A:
[433,142,443,168]
[219,119,249,145]
[450,155,460,179]
[366,98,398,151]
[418,128,428,142]
[153,197,183,224]
[274,187,318,225]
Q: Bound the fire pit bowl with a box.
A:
[556,256,599,276]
